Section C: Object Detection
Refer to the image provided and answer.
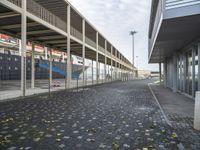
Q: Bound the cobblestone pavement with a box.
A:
[150,84,200,149]
[0,80,196,150]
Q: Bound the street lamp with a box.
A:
[130,30,137,77]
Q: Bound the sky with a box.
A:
[68,0,158,71]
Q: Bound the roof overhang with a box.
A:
[149,14,200,63]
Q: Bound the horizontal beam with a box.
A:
[36,35,65,40]
[18,29,54,35]
[0,22,39,29]
[0,12,20,19]
[46,40,67,44]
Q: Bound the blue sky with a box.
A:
[68,0,158,71]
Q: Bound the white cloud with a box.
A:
[68,0,158,71]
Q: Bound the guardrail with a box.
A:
[165,0,200,10]
[85,37,96,48]
[70,27,83,41]
[8,0,67,32]
[106,51,112,57]
[98,46,105,53]
[8,0,21,7]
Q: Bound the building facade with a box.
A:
[149,0,200,98]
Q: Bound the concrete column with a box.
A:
[45,47,48,60]
[159,62,162,85]
[67,5,71,88]
[82,19,86,86]
[198,43,200,91]
[163,62,167,87]
[92,60,94,85]
[21,0,27,97]
[19,40,22,56]
[183,53,187,92]
[192,47,196,97]
[31,43,35,89]
[49,48,52,89]
[194,91,200,130]
[104,57,107,82]
[96,32,99,84]
[173,53,178,92]
[111,46,113,81]
[62,52,64,62]
[180,54,183,91]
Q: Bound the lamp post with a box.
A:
[130,30,137,78]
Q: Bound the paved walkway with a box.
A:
[0,80,199,149]
[150,84,194,117]
[150,84,200,149]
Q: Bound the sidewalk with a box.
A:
[150,84,200,149]
[150,84,194,118]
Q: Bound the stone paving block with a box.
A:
[0,80,199,149]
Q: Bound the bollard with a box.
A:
[194,91,200,130]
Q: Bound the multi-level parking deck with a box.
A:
[0,0,135,100]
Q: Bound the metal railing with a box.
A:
[165,0,200,10]
[8,0,67,32]
[98,46,105,53]
[85,37,96,48]
[70,27,83,41]
[8,0,21,7]
[106,51,112,57]
[149,0,163,57]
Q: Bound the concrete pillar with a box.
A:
[104,57,107,82]
[21,0,27,97]
[194,91,200,130]
[45,47,48,60]
[173,53,178,92]
[180,55,183,92]
[82,19,86,86]
[183,53,187,92]
[192,48,196,97]
[62,52,65,62]
[198,43,200,91]
[19,40,22,56]
[67,5,71,88]
[159,62,162,85]
[31,43,35,89]
[92,60,94,85]
[163,62,167,87]
[96,32,99,84]
[49,48,52,92]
